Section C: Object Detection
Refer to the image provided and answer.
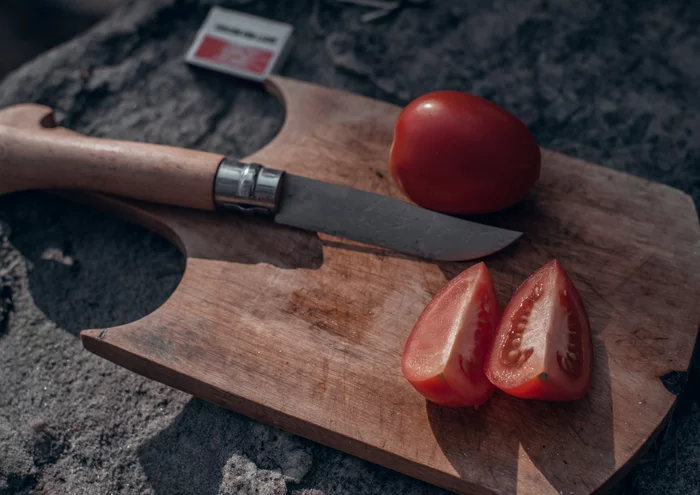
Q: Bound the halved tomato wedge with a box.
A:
[401,262,501,407]
[484,260,593,401]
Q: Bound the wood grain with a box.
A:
[0,104,224,210]
[2,76,699,495]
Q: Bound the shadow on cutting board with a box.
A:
[427,340,613,494]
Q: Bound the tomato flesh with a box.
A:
[401,263,501,407]
[484,260,593,401]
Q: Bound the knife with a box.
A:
[0,104,520,261]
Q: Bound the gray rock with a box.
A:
[218,455,286,495]
[0,0,698,494]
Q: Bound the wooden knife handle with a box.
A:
[0,104,225,210]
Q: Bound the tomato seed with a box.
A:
[568,352,577,361]
[460,355,471,374]
[517,322,526,331]
[518,354,526,365]
[511,338,521,347]
[484,303,490,313]
[508,350,519,361]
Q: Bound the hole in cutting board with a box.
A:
[0,191,185,337]
[178,69,287,160]
[0,74,329,336]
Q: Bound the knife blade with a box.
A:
[213,160,520,261]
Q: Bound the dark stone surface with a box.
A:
[1,0,699,493]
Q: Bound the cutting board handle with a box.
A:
[0,104,225,210]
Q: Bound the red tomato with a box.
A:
[401,262,501,407]
[484,260,593,402]
[389,90,541,215]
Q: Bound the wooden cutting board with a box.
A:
[2,76,699,495]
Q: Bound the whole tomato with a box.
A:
[389,91,541,215]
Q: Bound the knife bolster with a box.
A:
[214,159,284,215]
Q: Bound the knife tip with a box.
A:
[437,227,523,262]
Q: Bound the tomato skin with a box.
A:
[390,90,541,215]
[498,372,591,402]
[401,262,501,407]
[483,260,593,402]
[408,374,488,408]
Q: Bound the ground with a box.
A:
[1,0,699,494]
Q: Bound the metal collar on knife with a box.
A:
[214,159,284,215]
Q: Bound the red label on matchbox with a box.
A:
[195,36,273,75]
[185,7,293,82]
